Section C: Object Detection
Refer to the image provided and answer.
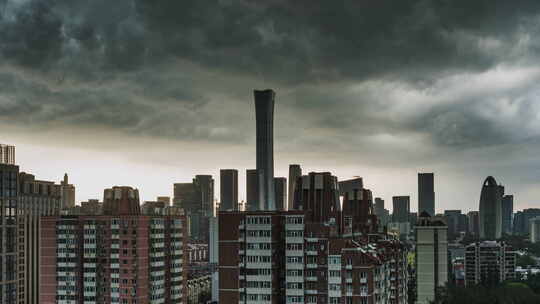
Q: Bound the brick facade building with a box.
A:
[39,186,188,304]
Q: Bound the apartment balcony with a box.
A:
[286,276,304,283]
[286,250,304,257]
[306,251,318,256]
[360,278,367,284]
[305,289,318,295]
[306,264,318,269]
[306,276,318,282]
[345,278,352,283]
[345,265,353,270]
[286,237,304,244]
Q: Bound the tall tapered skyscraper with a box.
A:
[418,173,435,216]
[254,89,275,210]
[288,164,302,210]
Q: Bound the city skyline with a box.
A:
[3,139,534,213]
[2,1,540,213]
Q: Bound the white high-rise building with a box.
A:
[416,212,448,304]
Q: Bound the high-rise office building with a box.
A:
[246,169,259,211]
[416,212,448,304]
[468,211,480,236]
[194,175,215,217]
[293,172,341,224]
[173,183,196,209]
[392,196,411,223]
[173,175,214,241]
[513,208,540,235]
[220,169,239,211]
[444,210,463,236]
[374,197,390,228]
[464,241,515,286]
[0,144,15,164]
[60,173,76,210]
[501,195,514,235]
[18,172,61,304]
[274,177,287,211]
[40,186,188,304]
[0,162,19,304]
[531,217,540,243]
[254,89,275,210]
[374,197,385,215]
[287,164,302,211]
[418,173,435,216]
[338,177,363,198]
[341,184,379,235]
[479,176,504,239]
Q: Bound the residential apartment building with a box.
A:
[18,172,62,304]
[415,212,448,304]
[39,186,188,304]
[464,241,516,286]
[218,209,408,304]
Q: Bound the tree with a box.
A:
[433,282,540,304]
[517,254,537,268]
[524,274,540,294]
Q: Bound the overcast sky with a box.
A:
[1,0,539,213]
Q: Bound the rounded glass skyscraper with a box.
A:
[479,176,503,240]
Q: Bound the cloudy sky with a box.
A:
[1,0,539,213]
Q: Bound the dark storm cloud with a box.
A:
[2,0,540,79]
[1,0,540,150]
[1,1,64,67]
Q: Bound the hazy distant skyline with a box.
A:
[1,1,539,212]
